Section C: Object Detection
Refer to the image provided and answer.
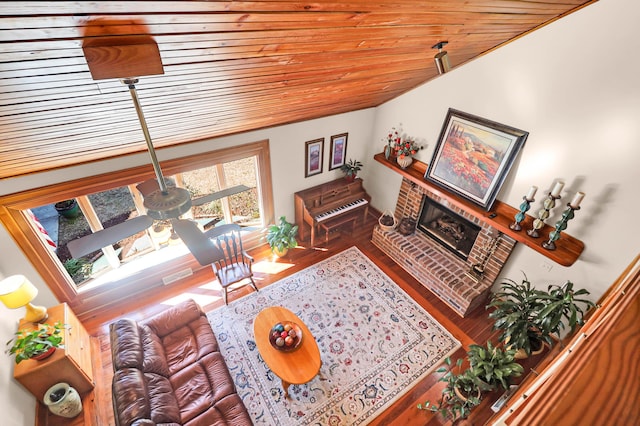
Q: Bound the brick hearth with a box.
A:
[372,178,516,317]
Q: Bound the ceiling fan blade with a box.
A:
[136,179,160,197]
[67,215,154,259]
[191,185,252,206]
[171,219,224,266]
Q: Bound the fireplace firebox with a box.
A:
[416,196,481,260]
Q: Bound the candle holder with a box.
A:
[542,204,580,250]
[510,195,535,231]
[527,193,561,238]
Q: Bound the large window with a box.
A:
[0,140,273,316]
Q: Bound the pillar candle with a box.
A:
[570,192,585,208]
[526,186,538,200]
[550,181,564,197]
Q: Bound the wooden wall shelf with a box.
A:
[374,153,584,266]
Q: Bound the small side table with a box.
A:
[253,306,321,398]
[13,303,94,402]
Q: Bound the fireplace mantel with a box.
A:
[374,153,584,266]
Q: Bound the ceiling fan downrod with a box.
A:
[121,78,192,220]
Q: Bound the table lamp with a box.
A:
[0,275,48,323]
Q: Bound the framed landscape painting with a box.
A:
[305,138,324,177]
[329,133,348,170]
[425,109,528,210]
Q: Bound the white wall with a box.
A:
[366,0,640,301]
[0,273,39,426]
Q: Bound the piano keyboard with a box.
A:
[315,198,369,222]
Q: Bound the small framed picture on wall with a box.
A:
[329,133,348,170]
[305,138,324,177]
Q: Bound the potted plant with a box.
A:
[6,322,65,364]
[487,275,594,358]
[63,258,92,283]
[536,280,595,339]
[467,340,524,391]
[265,216,298,257]
[487,275,547,358]
[54,199,81,219]
[340,159,363,182]
[418,357,482,421]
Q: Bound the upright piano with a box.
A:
[294,177,371,246]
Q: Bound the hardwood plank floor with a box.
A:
[40,210,545,425]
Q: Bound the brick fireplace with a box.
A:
[372,178,516,317]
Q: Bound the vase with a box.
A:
[44,382,83,418]
[396,156,413,169]
[273,246,289,257]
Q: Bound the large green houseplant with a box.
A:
[265,216,298,256]
[467,340,524,391]
[487,275,594,357]
[6,322,65,364]
[536,280,595,338]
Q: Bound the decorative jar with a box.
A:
[396,155,413,169]
[43,382,82,418]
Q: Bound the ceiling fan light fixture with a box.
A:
[144,187,192,220]
[432,41,450,75]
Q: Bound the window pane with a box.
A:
[182,165,222,223]
[87,187,152,264]
[222,157,261,226]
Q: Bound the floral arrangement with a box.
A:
[383,125,422,159]
[385,126,402,149]
[394,137,422,158]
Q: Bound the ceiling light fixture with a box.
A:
[433,42,451,75]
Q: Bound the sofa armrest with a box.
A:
[112,368,150,426]
[110,318,143,370]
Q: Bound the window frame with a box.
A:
[0,140,274,318]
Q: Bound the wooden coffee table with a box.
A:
[253,306,321,398]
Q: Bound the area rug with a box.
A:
[207,246,460,425]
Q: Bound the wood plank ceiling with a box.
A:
[0,1,596,180]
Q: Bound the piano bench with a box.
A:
[318,214,358,243]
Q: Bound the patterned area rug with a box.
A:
[207,246,460,425]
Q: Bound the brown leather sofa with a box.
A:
[109,299,252,426]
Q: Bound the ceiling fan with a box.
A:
[67,38,249,266]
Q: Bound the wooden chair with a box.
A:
[205,223,258,305]
[205,224,259,305]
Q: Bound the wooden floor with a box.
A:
[40,210,543,425]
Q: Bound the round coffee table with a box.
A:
[253,306,321,398]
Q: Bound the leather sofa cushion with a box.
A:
[146,373,181,423]
[170,352,236,424]
[143,301,202,338]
